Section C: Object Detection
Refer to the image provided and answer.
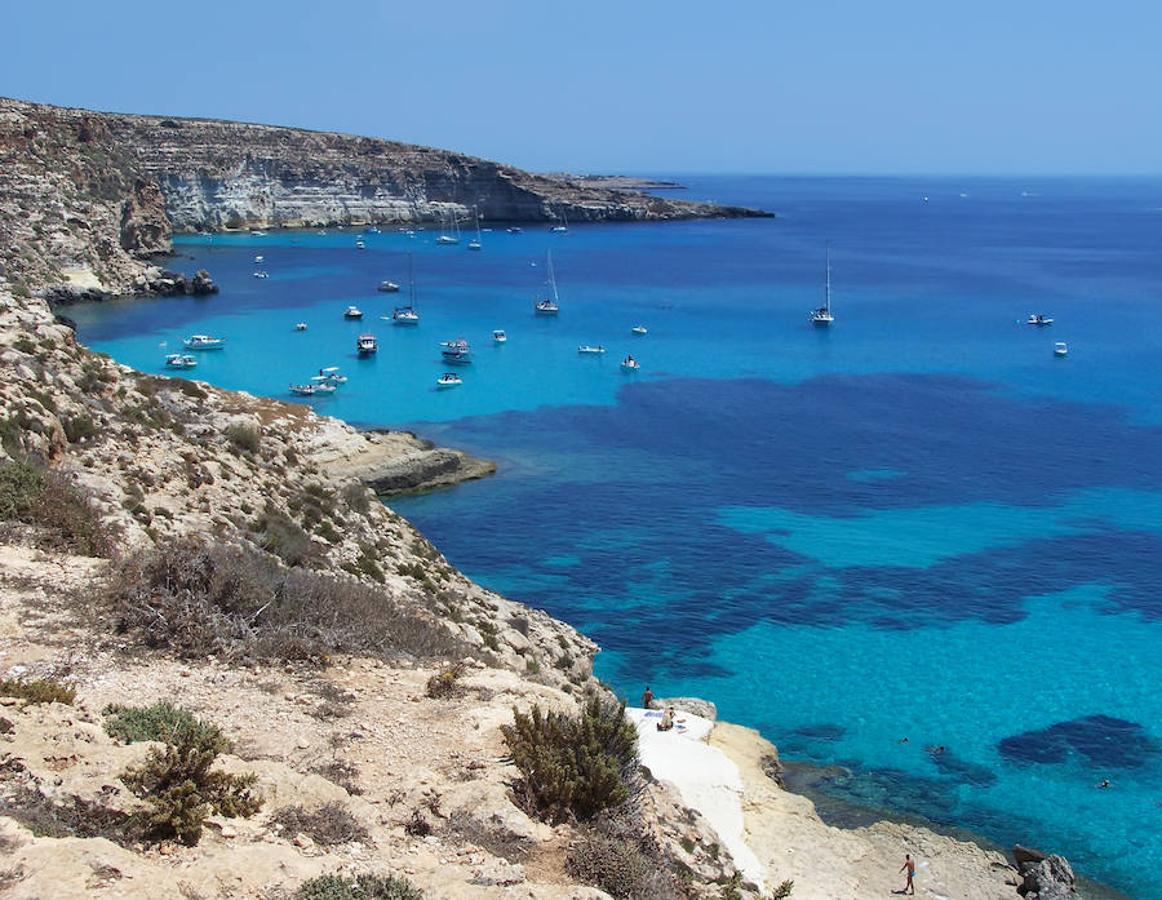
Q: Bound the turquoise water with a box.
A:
[69,176,1162,896]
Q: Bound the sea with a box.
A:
[67,176,1162,897]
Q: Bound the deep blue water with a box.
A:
[69,176,1162,896]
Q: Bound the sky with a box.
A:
[2,0,1159,175]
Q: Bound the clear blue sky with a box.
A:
[3,0,1159,174]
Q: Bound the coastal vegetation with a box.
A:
[0,677,76,706]
[295,873,424,900]
[0,457,113,557]
[103,701,227,752]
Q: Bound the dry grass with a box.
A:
[270,802,370,846]
[105,537,468,665]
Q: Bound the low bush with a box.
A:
[254,503,315,567]
[0,459,113,557]
[107,537,467,664]
[0,678,75,705]
[295,873,424,900]
[103,702,227,754]
[566,828,675,899]
[270,801,369,846]
[122,731,261,846]
[224,423,261,455]
[501,697,638,824]
[425,662,466,699]
[0,785,138,845]
[312,759,363,796]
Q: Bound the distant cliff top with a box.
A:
[0,96,770,296]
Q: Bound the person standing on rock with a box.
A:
[899,853,916,895]
[642,686,655,709]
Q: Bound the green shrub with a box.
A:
[122,732,261,846]
[270,801,369,846]
[0,678,75,705]
[343,481,371,515]
[295,873,423,900]
[0,460,43,520]
[501,698,638,824]
[103,702,227,754]
[224,423,260,454]
[62,415,98,443]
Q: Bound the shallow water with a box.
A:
[70,176,1162,896]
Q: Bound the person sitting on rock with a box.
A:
[657,707,675,731]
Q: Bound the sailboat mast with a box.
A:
[409,252,416,308]
[548,251,559,303]
[825,242,832,314]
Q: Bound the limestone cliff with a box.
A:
[0,96,769,298]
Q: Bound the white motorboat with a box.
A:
[356,334,378,355]
[1054,341,1069,357]
[810,243,835,326]
[250,230,267,237]
[620,355,640,371]
[355,238,366,250]
[1027,314,1054,326]
[578,345,606,354]
[183,335,225,350]
[507,226,523,234]
[534,251,561,315]
[254,255,264,263]
[253,270,269,279]
[631,325,648,335]
[295,322,308,331]
[377,281,400,292]
[492,329,507,343]
[164,353,198,369]
[289,383,319,396]
[344,305,364,320]
[368,226,381,234]
[313,367,348,384]
[441,338,472,364]
[436,372,463,389]
[312,382,337,394]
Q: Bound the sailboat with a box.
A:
[436,208,461,245]
[810,243,835,326]
[534,251,561,315]
[392,254,420,325]
[550,206,568,233]
[468,206,483,251]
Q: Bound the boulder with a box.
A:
[191,269,218,295]
[654,697,717,721]
[1013,844,1047,867]
[1018,853,1075,899]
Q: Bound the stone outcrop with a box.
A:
[0,95,769,299]
[1015,847,1077,899]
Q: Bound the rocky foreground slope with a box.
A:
[0,96,768,300]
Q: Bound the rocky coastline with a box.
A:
[0,96,1106,898]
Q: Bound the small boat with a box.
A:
[468,205,483,250]
[313,367,348,384]
[631,325,648,335]
[550,207,569,233]
[250,230,267,237]
[356,334,378,355]
[492,329,507,343]
[254,255,264,263]
[436,209,461,245]
[392,253,421,325]
[253,270,269,279]
[344,306,364,320]
[578,345,606,355]
[289,383,318,396]
[436,372,463,389]
[368,226,381,234]
[164,354,198,369]
[620,355,640,371]
[313,382,337,394]
[809,243,835,326]
[1027,314,1054,326]
[295,322,308,331]
[441,338,472,364]
[183,334,225,350]
[355,238,366,250]
[377,281,400,293]
[534,251,561,315]
[507,226,523,234]
[1054,341,1069,357]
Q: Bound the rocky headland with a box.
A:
[0,96,769,303]
[0,96,1096,899]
